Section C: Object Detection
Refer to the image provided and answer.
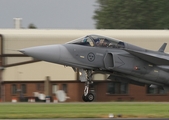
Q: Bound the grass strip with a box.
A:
[0,102,168,118]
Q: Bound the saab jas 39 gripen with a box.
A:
[20,34,169,102]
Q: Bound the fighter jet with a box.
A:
[20,34,169,102]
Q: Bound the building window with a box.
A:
[21,84,26,94]
[11,84,17,94]
[62,84,67,93]
[107,82,128,94]
[36,83,44,91]
[147,86,165,94]
[52,84,58,94]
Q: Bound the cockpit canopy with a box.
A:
[67,34,125,48]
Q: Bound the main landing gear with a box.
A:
[82,70,95,102]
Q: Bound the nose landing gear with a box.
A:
[82,70,95,102]
[82,93,94,102]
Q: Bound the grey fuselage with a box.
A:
[63,44,169,86]
[20,34,169,89]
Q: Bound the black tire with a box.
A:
[82,95,88,102]
[87,93,94,102]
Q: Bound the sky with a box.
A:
[0,0,97,29]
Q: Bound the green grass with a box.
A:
[0,102,168,118]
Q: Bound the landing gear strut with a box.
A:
[82,70,95,102]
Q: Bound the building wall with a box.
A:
[1,29,169,52]
[3,81,83,102]
[3,81,169,102]
[0,35,3,101]
[1,29,169,102]
[4,82,44,102]
[95,82,169,102]
[1,29,169,82]
[2,62,75,81]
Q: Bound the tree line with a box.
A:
[93,0,169,29]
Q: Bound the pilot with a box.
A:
[102,39,109,47]
[95,40,100,46]
[99,38,105,47]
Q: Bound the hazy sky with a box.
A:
[0,0,97,29]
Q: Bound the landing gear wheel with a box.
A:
[87,93,94,102]
[82,95,88,102]
[82,93,94,102]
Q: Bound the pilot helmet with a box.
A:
[100,38,104,43]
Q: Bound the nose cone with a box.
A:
[20,44,61,63]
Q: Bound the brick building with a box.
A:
[0,29,169,102]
